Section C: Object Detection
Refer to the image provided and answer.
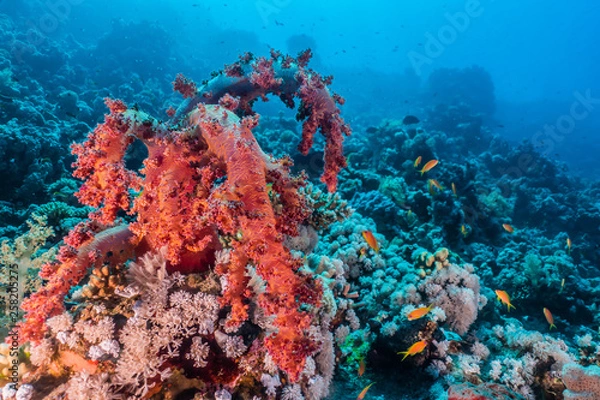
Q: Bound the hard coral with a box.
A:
[562,363,600,400]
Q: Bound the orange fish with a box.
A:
[414,156,422,168]
[451,182,457,197]
[356,382,375,400]
[358,358,366,377]
[461,224,468,237]
[420,159,439,175]
[543,308,556,330]
[566,238,572,254]
[427,180,436,195]
[407,304,433,321]
[502,224,514,234]
[362,230,380,253]
[495,290,516,312]
[397,340,428,361]
[429,179,444,190]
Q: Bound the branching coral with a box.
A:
[175,49,351,192]
[15,51,350,389]
[418,257,486,336]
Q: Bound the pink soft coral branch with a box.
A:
[175,49,350,191]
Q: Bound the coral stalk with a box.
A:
[176,49,350,192]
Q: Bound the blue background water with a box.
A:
[3,0,598,176]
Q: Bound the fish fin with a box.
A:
[508,303,516,312]
[396,351,409,361]
[550,323,556,330]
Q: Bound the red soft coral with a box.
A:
[18,222,135,342]
[71,99,141,225]
[19,51,349,383]
[175,49,351,192]
[190,105,321,379]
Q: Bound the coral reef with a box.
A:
[1,8,600,399]
[7,51,354,399]
[0,215,55,338]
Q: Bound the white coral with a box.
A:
[29,339,55,367]
[215,331,247,358]
[15,384,34,400]
[88,339,120,361]
[46,312,73,334]
[127,246,170,293]
[471,341,490,359]
[576,334,594,348]
[215,388,232,400]
[489,360,503,380]
[260,373,281,397]
[281,384,304,400]
[457,354,481,377]
[263,352,279,375]
[66,372,115,400]
[75,316,115,345]
[186,336,210,368]
[345,309,360,330]
[334,325,350,345]
[418,262,484,335]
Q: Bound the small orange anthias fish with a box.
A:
[420,159,439,175]
[502,223,514,234]
[356,382,375,400]
[566,238,572,254]
[451,182,457,197]
[427,180,435,196]
[407,304,433,321]
[495,290,516,312]
[362,230,380,253]
[414,155,422,168]
[358,358,366,377]
[543,307,557,330]
[397,340,428,361]
[429,179,443,190]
